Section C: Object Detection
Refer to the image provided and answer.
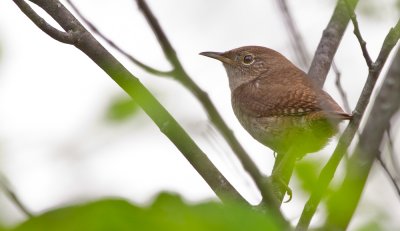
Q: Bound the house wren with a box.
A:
[200,46,351,201]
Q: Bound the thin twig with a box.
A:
[65,0,171,76]
[377,155,400,200]
[308,0,359,87]
[296,18,400,231]
[332,61,352,112]
[276,0,310,69]
[133,0,280,210]
[0,174,33,218]
[344,0,373,69]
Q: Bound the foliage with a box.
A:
[11,193,281,231]
[294,158,321,193]
[105,96,140,122]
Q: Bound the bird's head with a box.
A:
[200,46,290,91]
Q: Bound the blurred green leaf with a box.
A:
[354,211,389,231]
[12,193,281,231]
[294,158,321,193]
[105,96,140,122]
[355,221,384,231]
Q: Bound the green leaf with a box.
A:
[12,193,281,231]
[355,222,384,231]
[105,96,140,122]
[294,158,321,193]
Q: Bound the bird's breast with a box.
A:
[231,97,337,154]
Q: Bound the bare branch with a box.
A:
[0,174,33,218]
[308,0,359,87]
[65,0,171,76]
[14,0,252,211]
[14,0,76,44]
[377,155,400,200]
[332,61,351,112]
[135,0,178,68]
[296,18,400,231]
[134,0,281,210]
[344,0,373,69]
[276,0,310,69]
[324,45,400,230]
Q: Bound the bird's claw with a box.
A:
[271,174,293,203]
[283,186,293,203]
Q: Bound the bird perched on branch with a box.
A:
[200,46,351,203]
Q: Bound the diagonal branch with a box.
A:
[344,0,373,69]
[324,46,400,230]
[0,173,33,218]
[133,0,279,209]
[308,0,359,87]
[377,155,400,200]
[332,61,352,112]
[296,18,400,231]
[276,0,310,69]
[14,0,251,211]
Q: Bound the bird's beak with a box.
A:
[199,51,234,65]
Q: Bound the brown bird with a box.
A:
[200,46,351,202]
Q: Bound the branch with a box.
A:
[276,0,310,69]
[133,0,280,210]
[377,155,400,200]
[333,61,352,112]
[344,0,373,69]
[14,0,249,210]
[65,0,171,76]
[308,0,359,87]
[14,0,76,44]
[324,46,400,230]
[296,18,400,231]
[0,173,33,218]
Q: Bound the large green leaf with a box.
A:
[12,193,281,231]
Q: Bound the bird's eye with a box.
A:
[242,55,254,65]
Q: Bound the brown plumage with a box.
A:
[201,46,351,202]
[201,46,350,156]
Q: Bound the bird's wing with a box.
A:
[232,76,351,119]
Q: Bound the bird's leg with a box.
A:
[270,174,293,203]
[270,148,297,205]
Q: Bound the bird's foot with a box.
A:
[270,174,293,203]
